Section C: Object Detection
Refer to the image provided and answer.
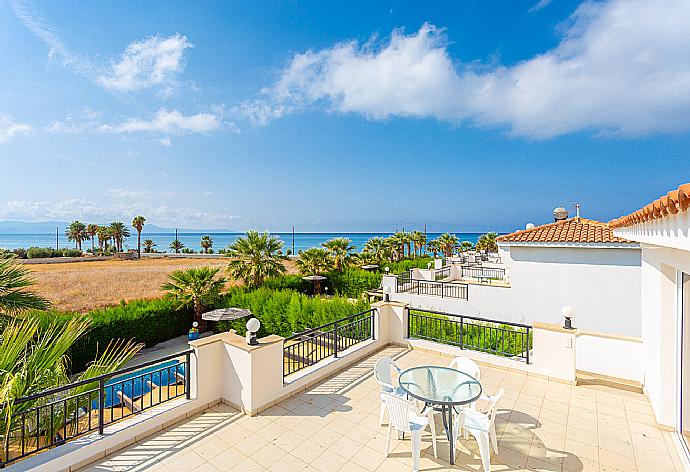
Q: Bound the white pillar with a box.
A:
[531,322,578,382]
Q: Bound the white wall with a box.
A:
[390,245,642,337]
[575,333,643,383]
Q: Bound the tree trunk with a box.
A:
[137,231,141,258]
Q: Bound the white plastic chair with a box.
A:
[448,356,481,381]
[373,356,404,425]
[454,389,504,472]
[380,392,438,471]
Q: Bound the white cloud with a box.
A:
[158,137,172,146]
[100,109,220,134]
[529,0,551,12]
[97,34,193,94]
[9,0,90,72]
[0,115,31,142]
[240,0,690,138]
[0,199,240,229]
[106,188,148,199]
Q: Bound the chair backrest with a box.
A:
[485,389,504,423]
[448,356,481,381]
[380,392,415,433]
[373,357,397,392]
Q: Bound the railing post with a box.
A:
[98,377,105,435]
[185,351,191,400]
[333,320,339,359]
[525,328,531,364]
[459,316,464,350]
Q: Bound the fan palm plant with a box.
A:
[65,221,87,251]
[169,239,184,254]
[143,239,156,253]
[322,238,354,272]
[200,235,213,254]
[0,255,49,314]
[460,241,475,252]
[86,224,99,253]
[162,267,227,327]
[131,216,146,258]
[296,248,333,276]
[225,231,287,287]
[96,226,110,252]
[0,316,142,460]
[411,231,427,257]
[363,236,387,262]
[109,222,130,252]
[476,232,499,253]
[426,239,441,258]
[436,233,459,257]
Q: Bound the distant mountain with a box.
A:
[0,220,240,234]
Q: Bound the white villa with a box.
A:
[6,183,690,472]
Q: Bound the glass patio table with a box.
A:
[398,366,482,465]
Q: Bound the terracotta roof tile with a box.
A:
[609,183,690,229]
[497,218,632,244]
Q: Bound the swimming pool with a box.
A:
[92,359,186,409]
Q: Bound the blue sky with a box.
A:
[1,0,689,232]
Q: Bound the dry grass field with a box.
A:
[27,257,298,312]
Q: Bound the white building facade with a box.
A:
[611,183,690,465]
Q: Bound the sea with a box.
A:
[0,232,484,253]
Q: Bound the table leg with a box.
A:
[440,405,455,465]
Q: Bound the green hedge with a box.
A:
[25,247,83,258]
[212,287,370,338]
[25,298,193,373]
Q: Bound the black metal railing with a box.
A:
[283,309,376,378]
[434,266,451,281]
[396,277,469,300]
[407,308,531,363]
[0,350,192,467]
[461,266,506,281]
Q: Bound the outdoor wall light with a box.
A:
[383,286,391,302]
[384,266,390,274]
[561,306,575,330]
[246,317,261,345]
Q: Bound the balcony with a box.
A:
[78,346,682,472]
[9,302,684,472]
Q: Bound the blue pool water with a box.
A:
[93,360,186,409]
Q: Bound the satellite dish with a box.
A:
[525,223,535,230]
[553,207,568,221]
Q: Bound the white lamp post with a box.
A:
[383,286,391,302]
[246,317,261,345]
[561,306,575,330]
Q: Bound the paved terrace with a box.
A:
[79,347,684,472]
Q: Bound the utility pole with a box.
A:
[292,226,295,255]
[56,227,59,251]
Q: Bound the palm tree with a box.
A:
[296,248,333,276]
[436,233,459,257]
[476,232,499,253]
[322,237,354,272]
[109,222,130,252]
[0,254,49,314]
[169,239,184,253]
[0,316,141,457]
[225,231,287,287]
[96,226,110,252]
[200,235,213,254]
[460,241,474,252]
[65,221,87,251]
[389,233,407,261]
[426,239,441,258]
[131,216,146,258]
[411,231,427,257]
[353,251,378,266]
[161,267,227,328]
[363,237,387,262]
[86,224,99,253]
[143,239,157,253]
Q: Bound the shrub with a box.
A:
[212,287,370,338]
[25,298,194,373]
[27,247,55,258]
[61,248,83,257]
[181,248,196,254]
[324,269,382,298]
[12,248,27,259]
